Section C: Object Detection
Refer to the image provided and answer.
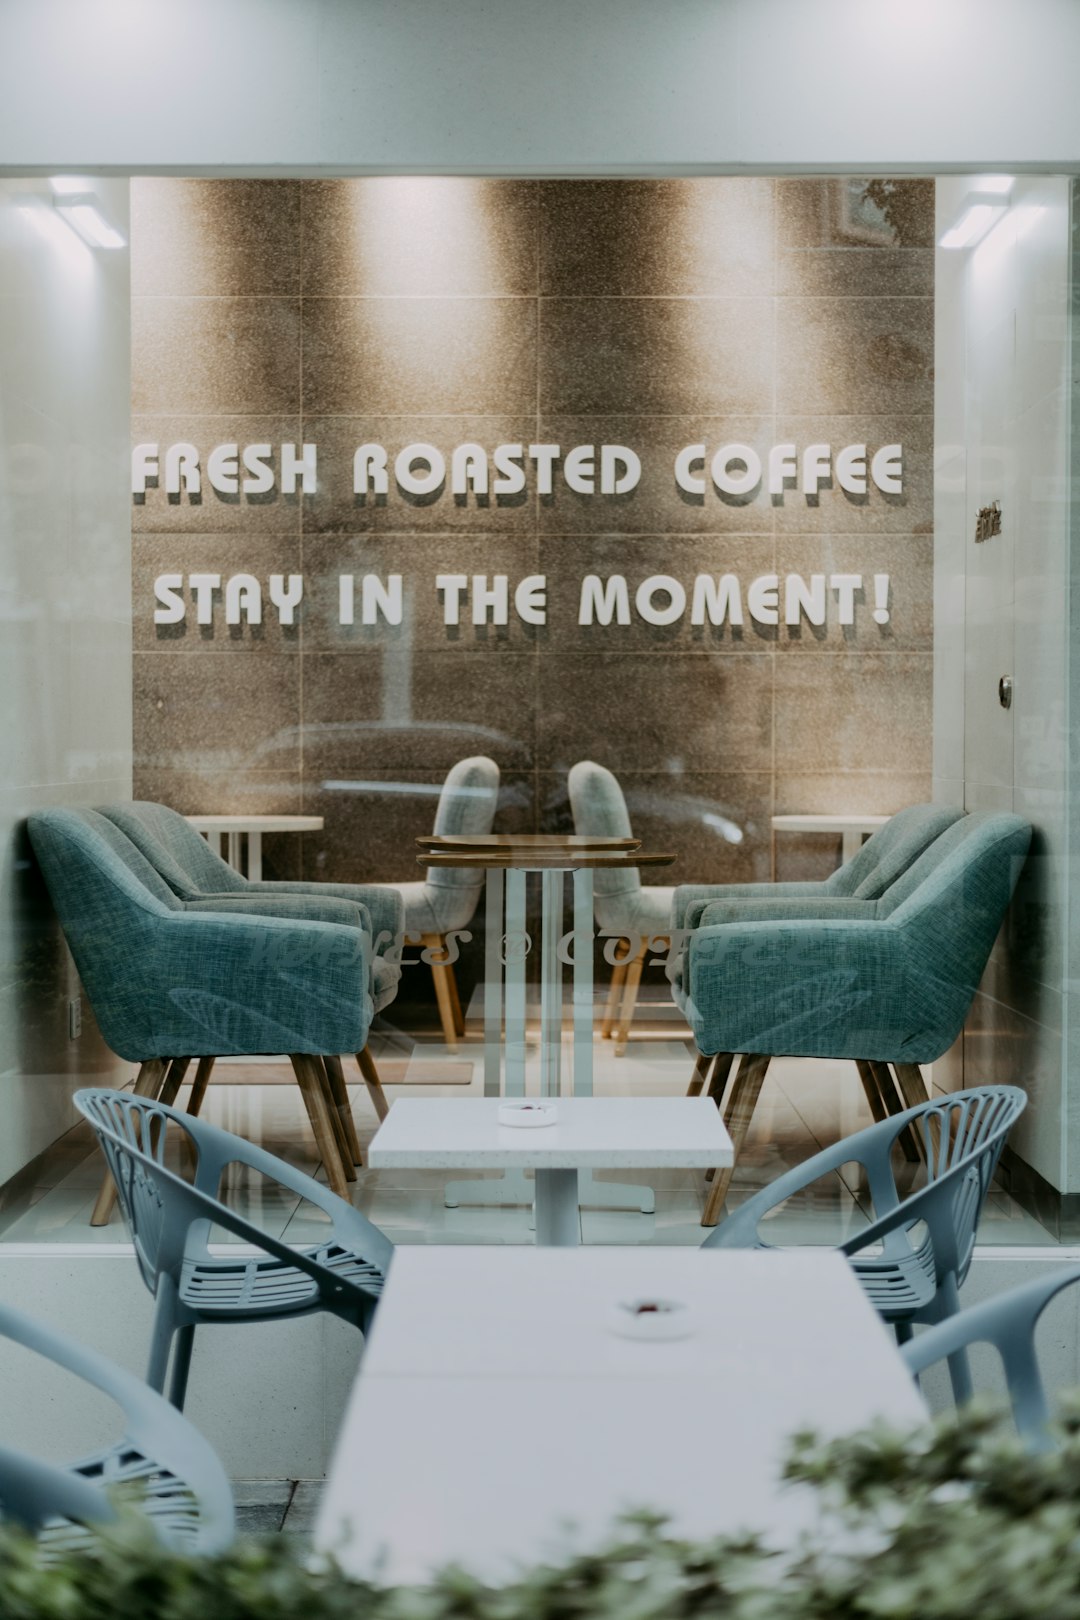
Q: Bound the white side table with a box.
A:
[770,813,889,878]
[368,1096,732,1245]
[185,814,324,881]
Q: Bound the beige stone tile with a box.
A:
[539,768,773,886]
[776,177,933,296]
[773,653,933,777]
[300,415,538,534]
[540,533,776,652]
[301,533,541,652]
[536,652,773,774]
[131,764,303,817]
[538,178,775,296]
[771,770,934,882]
[772,414,933,535]
[301,298,537,415]
[301,651,536,772]
[131,415,303,534]
[301,178,537,296]
[131,179,301,297]
[133,652,301,775]
[776,296,934,417]
[536,415,776,534]
[540,296,774,415]
[133,535,302,653]
[301,771,536,885]
[772,533,933,653]
[132,297,301,415]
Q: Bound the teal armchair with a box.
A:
[685,811,1031,1224]
[27,808,374,1214]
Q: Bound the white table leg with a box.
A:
[504,869,527,1098]
[227,830,242,871]
[248,829,263,882]
[533,1168,581,1246]
[540,869,563,1099]
[205,830,224,860]
[572,867,593,1097]
[841,829,862,864]
[483,868,504,1099]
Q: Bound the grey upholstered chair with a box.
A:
[568,761,675,1055]
[668,803,964,1001]
[98,800,402,1129]
[387,757,500,1049]
[0,1300,234,1552]
[28,808,381,1218]
[684,811,1031,1224]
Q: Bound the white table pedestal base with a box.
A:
[534,1168,580,1246]
[443,1166,654,1216]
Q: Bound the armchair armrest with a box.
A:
[673,881,825,931]
[695,896,880,928]
[686,915,904,1061]
[185,893,370,930]
[245,882,404,950]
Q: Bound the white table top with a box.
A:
[317,1248,926,1582]
[771,814,889,833]
[185,815,324,832]
[368,1097,734,1170]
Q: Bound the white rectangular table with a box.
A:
[185,814,323,880]
[368,1097,733,1245]
[316,1248,926,1583]
[770,813,889,877]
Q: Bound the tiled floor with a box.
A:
[0,1009,1056,1249]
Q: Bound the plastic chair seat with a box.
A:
[852,1243,937,1318]
[38,1446,205,1557]
[180,1244,386,1320]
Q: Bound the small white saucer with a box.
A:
[498,1101,558,1129]
[608,1299,697,1341]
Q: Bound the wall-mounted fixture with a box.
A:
[939,176,1012,250]
[974,500,1002,542]
[998,675,1013,711]
[50,175,125,250]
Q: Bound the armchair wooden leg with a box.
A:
[893,1062,934,1162]
[290,1055,350,1200]
[601,946,631,1039]
[318,1059,357,1182]
[90,1058,169,1227]
[707,1052,735,1105]
[187,1057,215,1118]
[324,1055,363,1167]
[701,1053,771,1227]
[613,940,648,1057]
[855,1059,887,1124]
[688,1051,714,1097]
[356,1045,389,1122]
[871,1061,921,1163]
[421,934,460,1051]
[158,1056,193,1109]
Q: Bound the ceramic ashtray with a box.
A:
[608,1298,697,1341]
[497,1101,558,1129]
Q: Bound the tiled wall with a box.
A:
[131,177,934,891]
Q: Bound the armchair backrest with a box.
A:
[568,760,639,907]
[99,801,248,899]
[824,803,965,898]
[422,757,500,926]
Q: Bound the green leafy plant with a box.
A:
[5,1402,1080,1619]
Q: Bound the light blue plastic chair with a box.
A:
[902,1264,1080,1445]
[0,1301,233,1553]
[704,1086,1027,1402]
[75,1088,392,1412]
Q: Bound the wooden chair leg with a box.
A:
[356,1045,389,1122]
[613,941,648,1057]
[318,1059,357,1182]
[893,1062,934,1162]
[688,1051,714,1097]
[290,1055,350,1200]
[872,1061,921,1163]
[707,1053,735,1106]
[855,1059,887,1124]
[444,957,466,1039]
[421,934,460,1052]
[701,1053,771,1227]
[324,1055,363,1168]
[186,1057,215,1118]
[158,1056,193,1109]
[601,946,631,1039]
[90,1058,169,1227]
